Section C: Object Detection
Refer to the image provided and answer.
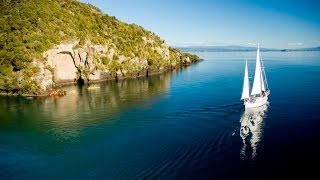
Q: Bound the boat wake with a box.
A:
[239,103,268,159]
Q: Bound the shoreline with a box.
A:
[0,61,202,97]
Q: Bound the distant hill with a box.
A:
[176,45,320,52]
[279,47,320,52]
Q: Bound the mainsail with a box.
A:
[251,44,263,95]
[241,60,250,99]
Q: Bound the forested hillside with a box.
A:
[0,0,200,95]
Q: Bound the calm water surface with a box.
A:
[1,51,320,179]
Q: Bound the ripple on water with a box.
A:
[104,104,239,179]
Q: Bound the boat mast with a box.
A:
[260,52,269,91]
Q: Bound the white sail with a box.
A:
[261,72,266,91]
[251,45,262,95]
[241,60,250,99]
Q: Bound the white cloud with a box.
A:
[232,42,257,47]
[288,42,304,46]
[171,41,258,47]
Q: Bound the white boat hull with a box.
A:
[244,95,268,108]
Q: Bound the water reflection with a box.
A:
[0,70,181,142]
[240,104,268,159]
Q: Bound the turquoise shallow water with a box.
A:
[1,51,320,179]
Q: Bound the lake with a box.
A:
[1,51,320,179]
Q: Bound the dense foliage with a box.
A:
[0,0,200,95]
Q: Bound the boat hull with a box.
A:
[244,96,268,108]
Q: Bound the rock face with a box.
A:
[35,39,188,92]
[32,60,53,92]
[43,41,78,83]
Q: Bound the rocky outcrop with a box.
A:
[43,41,78,84]
[32,60,53,92]
[33,39,191,93]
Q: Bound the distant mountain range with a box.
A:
[175,45,320,52]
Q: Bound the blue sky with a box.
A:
[79,0,320,48]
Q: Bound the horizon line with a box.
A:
[170,44,320,49]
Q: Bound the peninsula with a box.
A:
[0,0,201,96]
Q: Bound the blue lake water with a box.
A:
[1,51,320,179]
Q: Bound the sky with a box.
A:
[79,0,320,49]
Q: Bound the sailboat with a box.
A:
[241,44,270,108]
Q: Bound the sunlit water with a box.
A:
[1,51,320,179]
